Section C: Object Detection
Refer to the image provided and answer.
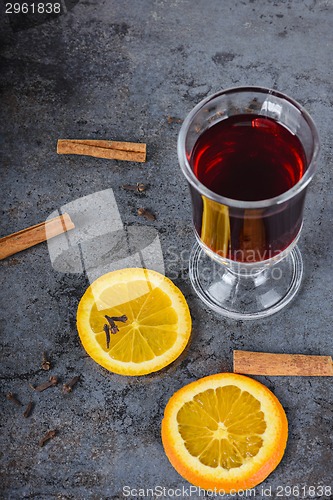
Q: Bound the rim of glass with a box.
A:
[178,86,320,209]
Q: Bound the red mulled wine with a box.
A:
[189,114,308,262]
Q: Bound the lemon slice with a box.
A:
[162,373,288,492]
[76,268,191,376]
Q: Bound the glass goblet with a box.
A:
[178,87,319,319]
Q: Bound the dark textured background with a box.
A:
[1,0,332,498]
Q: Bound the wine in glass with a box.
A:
[178,87,319,319]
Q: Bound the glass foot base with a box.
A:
[189,244,303,320]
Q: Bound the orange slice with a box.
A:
[76,268,191,376]
[161,373,288,492]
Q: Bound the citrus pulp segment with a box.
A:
[161,373,288,492]
[76,268,191,375]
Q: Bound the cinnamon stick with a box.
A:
[233,350,333,376]
[0,213,75,260]
[57,139,146,162]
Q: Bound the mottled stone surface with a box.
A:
[1,1,333,498]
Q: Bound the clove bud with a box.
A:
[41,351,51,371]
[31,375,59,392]
[103,323,111,348]
[39,429,57,447]
[105,314,128,334]
[122,183,146,193]
[6,392,22,406]
[137,207,156,221]
[63,376,80,394]
[23,401,34,418]
[167,115,183,124]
